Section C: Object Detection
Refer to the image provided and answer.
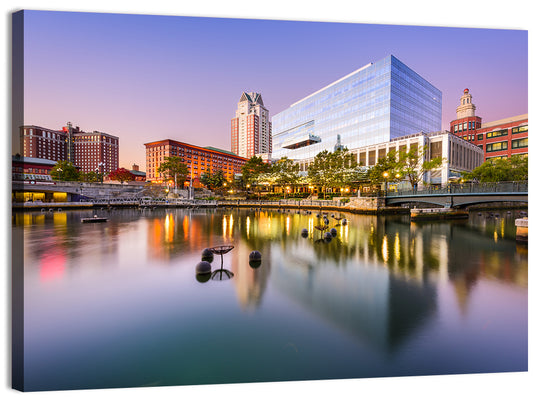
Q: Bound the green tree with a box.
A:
[397,145,444,189]
[50,160,80,181]
[307,149,364,198]
[367,150,402,185]
[81,171,101,183]
[108,168,135,184]
[200,169,227,190]
[307,150,335,199]
[330,147,363,190]
[157,156,189,188]
[272,157,300,198]
[463,155,528,182]
[241,156,271,189]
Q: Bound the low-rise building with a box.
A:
[12,155,57,182]
[295,131,484,186]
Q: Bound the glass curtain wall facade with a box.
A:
[272,55,442,160]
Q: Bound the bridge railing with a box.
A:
[391,181,528,197]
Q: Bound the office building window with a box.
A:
[486,141,508,152]
[486,129,508,139]
[511,138,528,149]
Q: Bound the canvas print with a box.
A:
[11,10,528,392]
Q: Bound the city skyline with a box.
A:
[20,11,527,171]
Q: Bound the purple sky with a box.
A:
[21,10,528,170]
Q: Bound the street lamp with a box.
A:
[383,171,389,195]
[57,167,63,181]
[98,162,105,183]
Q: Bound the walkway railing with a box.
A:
[218,199,347,207]
[389,181,528,197]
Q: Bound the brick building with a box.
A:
[21,125,67,161]
[144,139,248,187]
[12,155,57,182]
[20,122,119,174]
[449,89,528,161]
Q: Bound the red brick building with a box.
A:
[449,89,528,161]
[144,139,248,187]
[21,125,67,161]
[20,122,119,174]
[12,155,57,182]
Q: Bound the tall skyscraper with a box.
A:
[272,55,442,160]
[231,92,272,159]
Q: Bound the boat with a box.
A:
[81,216,108,223]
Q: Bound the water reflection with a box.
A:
[15,207,527,389]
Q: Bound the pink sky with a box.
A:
[20,11,527,171]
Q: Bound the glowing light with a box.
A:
[180,215,188,241]
[229,214,234,237]
[164,213,174,242]
[286,216,290,233]
[246,216,250,238]
[394,232,401,261]
[39,252,66,282]
[381,235,389,262]
[493,230,498,243]
[222,215,227,238]
[53,212,67,226]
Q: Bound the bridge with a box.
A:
[384,181,528,208]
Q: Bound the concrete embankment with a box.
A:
[410,208,469,221]
[515,218,528,242]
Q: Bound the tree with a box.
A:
[307,150,335,199]
[307,149,364,198]
[329,147,363,190]
[50,160,80,181]
[241,156,271,189]
[367,150,402,185]
[108,168,135,184]
[81,171,100,183]
[200,169,227,190]
[397,145,444,189]
[157,156,189,189]
[463,155,528,182]
[272,157,300,198]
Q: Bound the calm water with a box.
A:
[14,207,528,391]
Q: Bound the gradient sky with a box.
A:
[21,10,528,170]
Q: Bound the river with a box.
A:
[13,207,528,391]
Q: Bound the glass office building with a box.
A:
[272,55,442,160]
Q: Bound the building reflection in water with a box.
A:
[17,208,526,348]
[15,210,127,282]
[211,210,527,354]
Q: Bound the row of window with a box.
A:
[482,138,528,152]
[453,121,481,133]
[457,125,528,142]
